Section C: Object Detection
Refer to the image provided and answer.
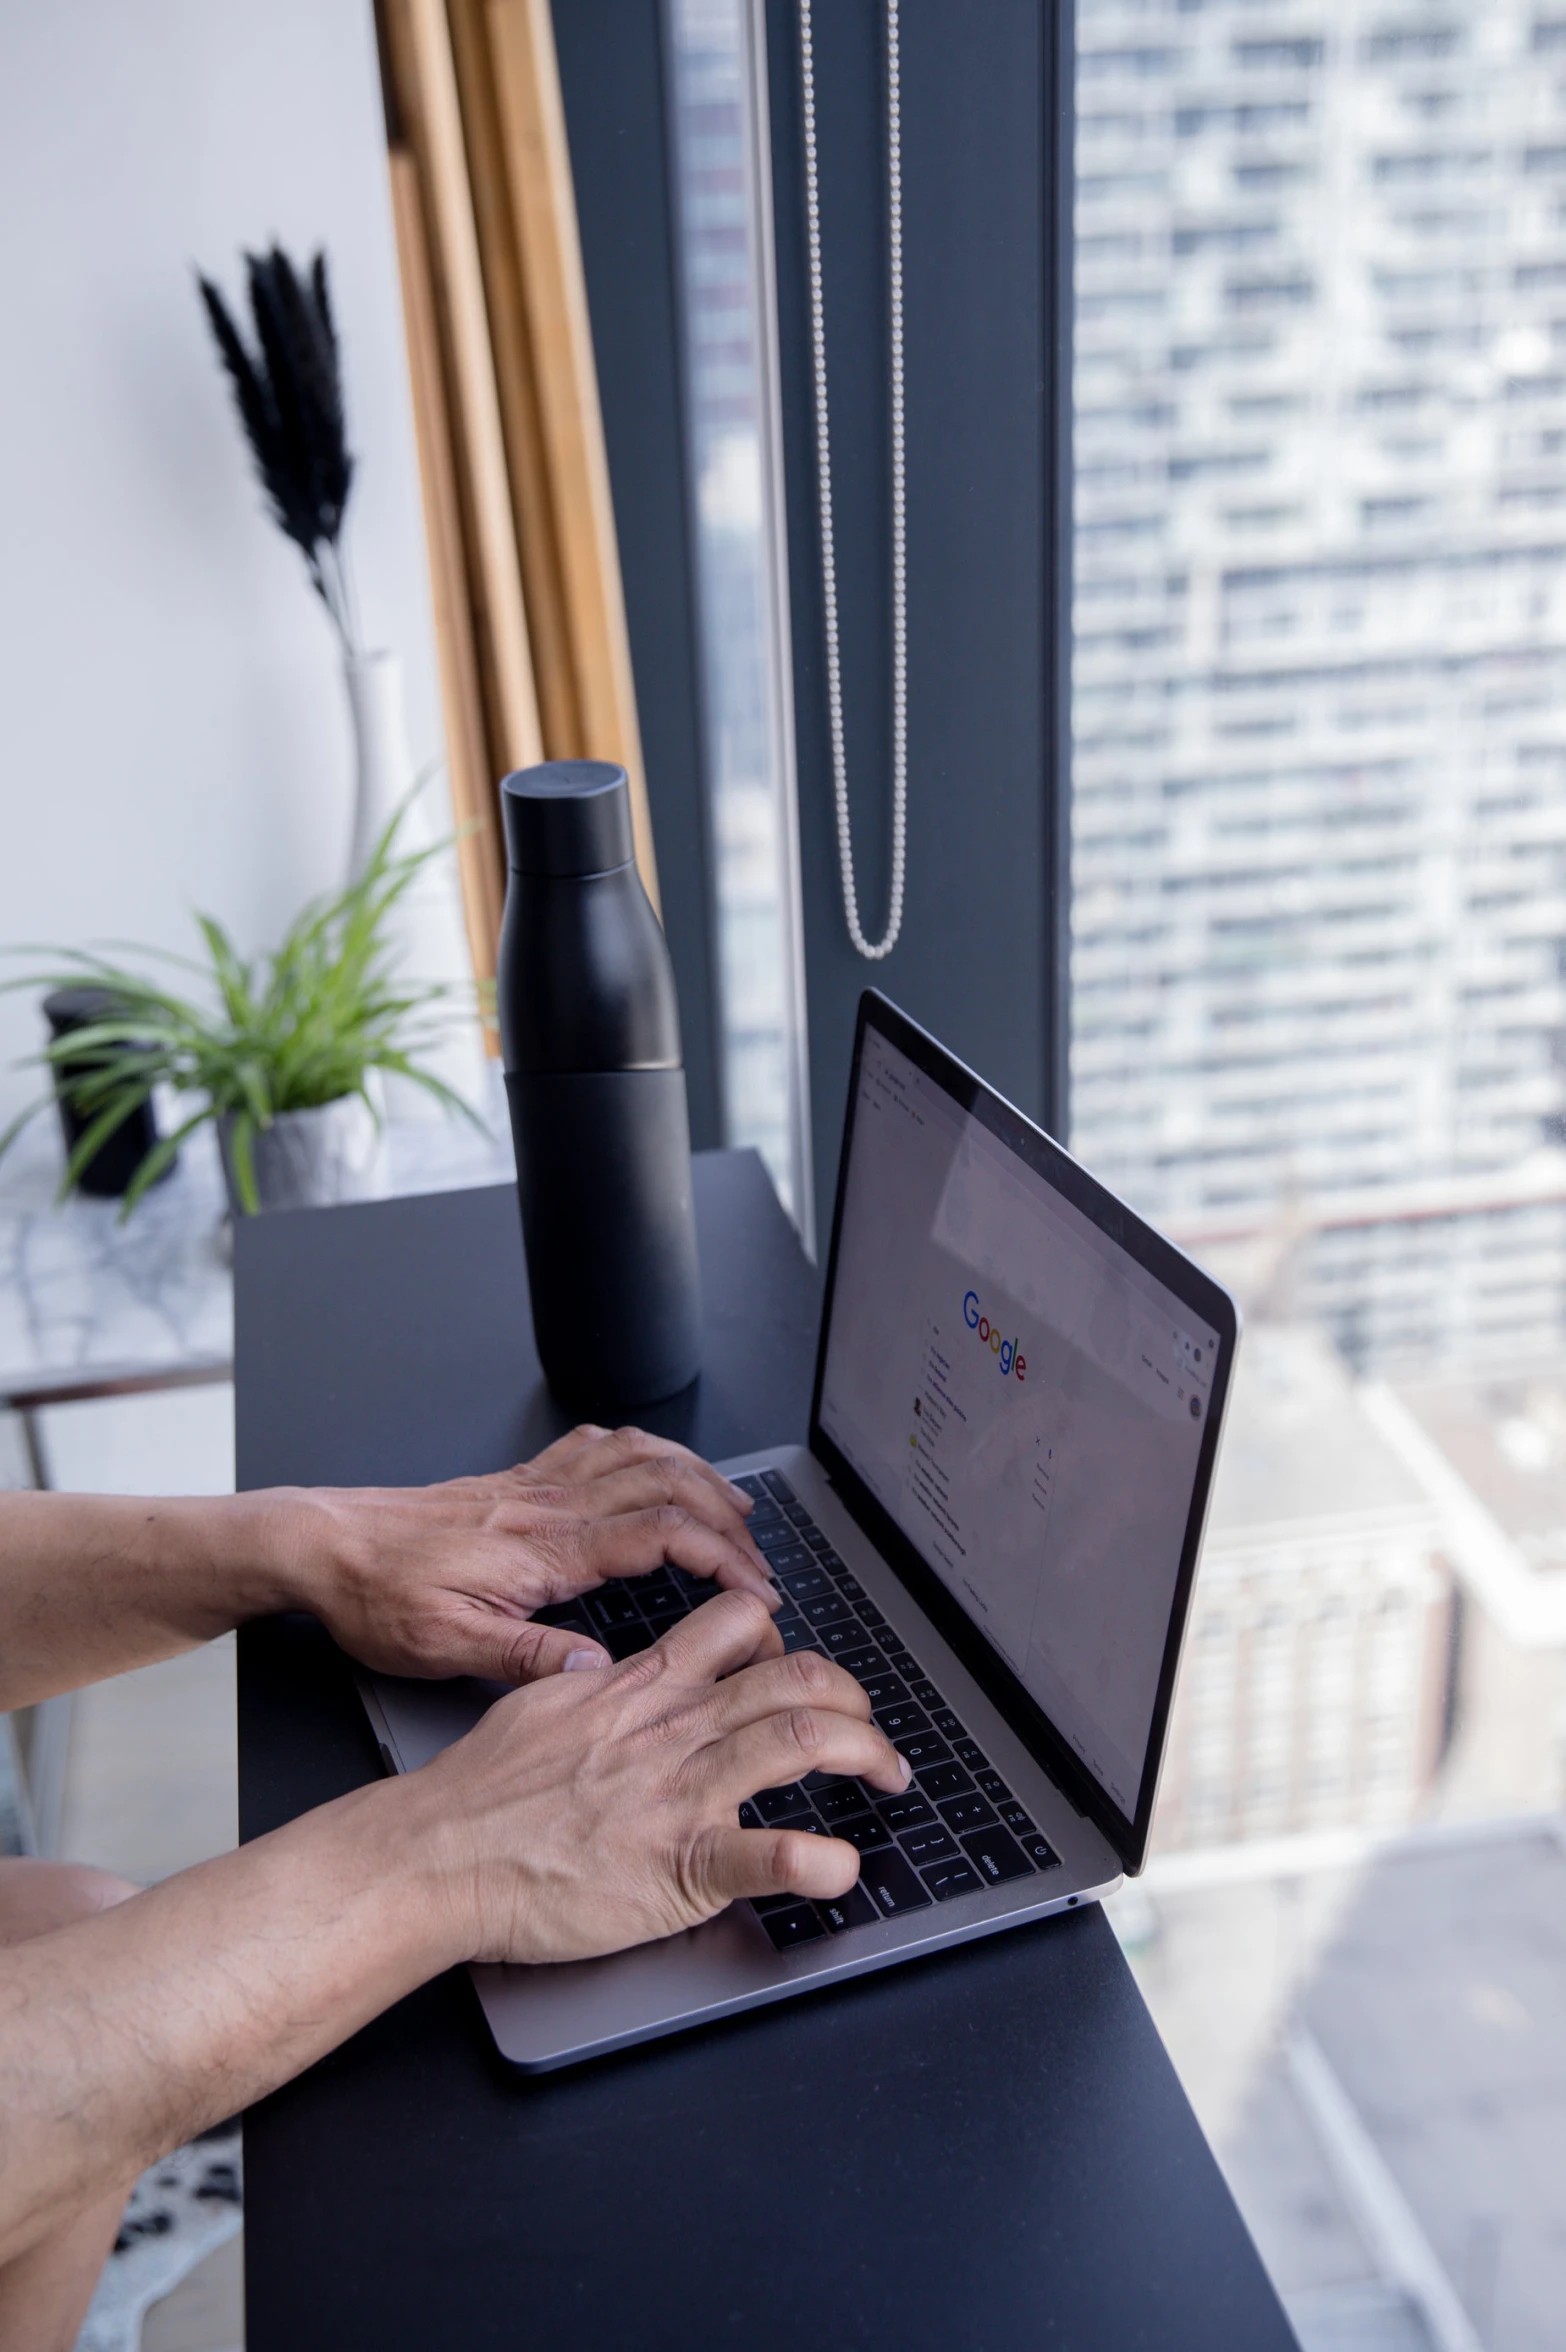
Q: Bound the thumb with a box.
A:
[491,1620,610,1684]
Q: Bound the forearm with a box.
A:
[0,1488,313,1707]
[0,1771,466,2265]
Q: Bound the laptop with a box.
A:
[360,991,1238,2071]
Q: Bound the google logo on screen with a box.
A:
[963,1291,1026,1381]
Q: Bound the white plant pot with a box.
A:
[217,1096,387,1217]
[344,647,491,1119]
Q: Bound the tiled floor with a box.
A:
[23,1384,245,2352]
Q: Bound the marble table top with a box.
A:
[0,1082,515,1405]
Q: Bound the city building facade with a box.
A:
[1073,0,1566,1374]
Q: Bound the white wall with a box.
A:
[0,0,442,1128]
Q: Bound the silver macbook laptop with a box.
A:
[361,991,1238,2071]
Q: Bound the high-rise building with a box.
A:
[1156,1323,1450,1851]
[1071,0,1566,1372]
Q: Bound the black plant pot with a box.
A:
[42,987,174,1200]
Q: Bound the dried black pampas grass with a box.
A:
[198,246,359,655]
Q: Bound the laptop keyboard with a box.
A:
[531,1470,1060,1953]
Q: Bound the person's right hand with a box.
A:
[415,1589,911,1965]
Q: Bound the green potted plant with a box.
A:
[1,811,481,1218]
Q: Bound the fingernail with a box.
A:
[564,1646,608,1672]
[899,1756,912,1785]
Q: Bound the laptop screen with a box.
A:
[815,1011,1228,1833]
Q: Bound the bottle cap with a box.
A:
[500,762,636,877]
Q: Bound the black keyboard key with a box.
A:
[760,1470,796,1502]
[780,1619,823,1654]
[734,1473,769,1500]
[753,1783,813,1824]
[858,1671,908,1710]
[818,1550,850,1575]
[860,1849,933,1917]
[778,1566,830,1600]
[801,1592,855,1631]
[953,1739,986,1770]
[960,1824,1035,1885]
[739,1801,762,1828]
[586,1587,643,1632]
[821,1620,871,1657]
[922,1858,984,1903]
[836,1573,867,1601]
[812,1780,871,1823]
[894,1731,953,1772]
[783,1501,813,1526]
[764,1544,813,1575]
[750,1891,798,1914]
[835,1646,888,1682]
[873,1701,930,1741]
[899,1824,959,1868]
[885,1650,921,1680]
[531,1604,591,1635]
[817,1883,879,1935]
[639,1608,685,1641]
[998,1799,1032,1832]
[976,1770,1010,1803]
[876,1791,936,1833]
[909,1678,942,1709]
[919,1762,975,1802]
[938,1793,999,1835]
[931,1709,965,1740]
[1018,1828,1060,1870]
[603,1623,653,1660]
[803,1528,834,1553]
[639,1565,678,1596]
[830,1812,893,1855]
[856,1604,889,1632]
[759,1902,825,1952]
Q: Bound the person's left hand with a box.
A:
[275,1424,777,1685]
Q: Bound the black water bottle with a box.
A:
[497,761,702,1411]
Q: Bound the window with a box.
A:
[1076,0,1566,2334]
[666,0,813,1239]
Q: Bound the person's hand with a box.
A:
[411,1589,911,1963]
[278,1424,776,1685]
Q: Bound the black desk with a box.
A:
[236,1149,1295,2351]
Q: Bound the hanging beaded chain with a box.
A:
[798,0,907,962]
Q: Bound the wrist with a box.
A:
[221,1486,349,1620]
[366,1762,490,1970]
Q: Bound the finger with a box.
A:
[705,1706,911,1803]
[550,1459,769,1573]
[686,1645,873,1740]
[569,1508,780,1608]
[688,1822,863,1909]
[516,1424,612,1483]
[651,1587,784,1678]
[428,1613,611,1686]
[536,1423,754,1515]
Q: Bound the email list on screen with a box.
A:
[819,1028,1219,1818]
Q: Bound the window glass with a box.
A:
[667,0,814,1241]
[1073,3,1566,2334]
